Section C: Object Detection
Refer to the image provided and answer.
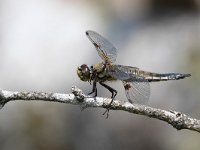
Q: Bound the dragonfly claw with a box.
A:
[102,98,114,118]
[102,108,110,119]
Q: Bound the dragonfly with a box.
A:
[77,30,191,116]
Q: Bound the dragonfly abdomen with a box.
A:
[143,72,191,82]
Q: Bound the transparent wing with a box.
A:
[108,65,133,80]
[122,80,150,104]
[108,65,150,104]
[86,30,117,63]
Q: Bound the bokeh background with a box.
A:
[0,0,200,150]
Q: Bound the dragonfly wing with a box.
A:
[107,65,132,80]
[86,30,117,63]
[108,65,150,104]
[123,80,150,104]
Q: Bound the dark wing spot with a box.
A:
[124,83,131,90]
[93,42,100,48]
[86,31,89,35]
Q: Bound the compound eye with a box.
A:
[84,67,88,72]
[90,65,93,69]
[80,64,88,71]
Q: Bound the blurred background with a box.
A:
[0,0,200,149]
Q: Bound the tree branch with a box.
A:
[0,86,199,133]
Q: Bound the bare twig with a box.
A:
[0,86,199,133]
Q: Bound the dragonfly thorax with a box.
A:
[77,62,113,83]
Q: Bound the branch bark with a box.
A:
[0,86,199,133]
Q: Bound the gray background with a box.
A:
[0,0,199,150]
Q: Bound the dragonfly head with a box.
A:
[77,64,91,82]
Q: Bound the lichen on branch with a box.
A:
[0,86,199,133]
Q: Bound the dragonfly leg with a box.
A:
[88,81,97,96]
[100,82,117,118]
[100,82,117,103]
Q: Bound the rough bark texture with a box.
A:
[0,86,199,133]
